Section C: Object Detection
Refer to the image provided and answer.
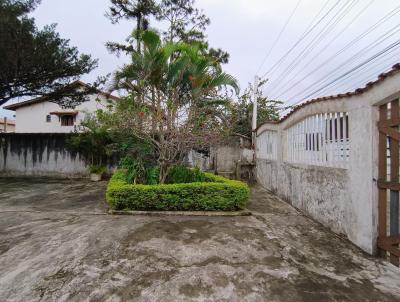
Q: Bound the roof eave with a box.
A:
[1,81,120,111]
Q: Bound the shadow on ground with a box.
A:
[0,178,399,301]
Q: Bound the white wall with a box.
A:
[209,137,253,173]
[256,71,400,255]
[256,130,278,160]
[14,94,112,133]
[0,123,15,133]
[186,150,210,171]
[257,160,350,235]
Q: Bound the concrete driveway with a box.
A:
[1,178,400,302]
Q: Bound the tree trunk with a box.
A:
[137,14,142,53]
[159,162,169,184]
[151,88,156,132]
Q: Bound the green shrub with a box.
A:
[118,156,144,184]
[106,170,250,211]
[118,156,159,185]
[166,165,206,184]
[89,165,106,175]
[145,166,160,185]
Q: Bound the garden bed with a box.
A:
[106,170,250,211]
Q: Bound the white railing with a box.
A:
[257,130,278,160]
[286,112,350,168]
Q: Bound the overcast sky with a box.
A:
[2,0,400,118]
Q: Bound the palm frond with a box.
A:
[141,30,161,50]
[203,73,240,95]
[197,98,230,107]
[167,56,190,85]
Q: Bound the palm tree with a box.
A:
[111,30,240,183]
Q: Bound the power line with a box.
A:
[273,0,375,99]
[337,63,396,93]
[290,39,400,106]
[278,4,400,101]
[308,61,395,102]
[286,22,400,102]
[255,0,303,75]
[277,58,398,117]
[268,0,360,95]
[260,0,338,79]
[314,47,400,96]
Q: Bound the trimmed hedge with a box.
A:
[106,170,250,211]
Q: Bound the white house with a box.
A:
[3,81,120,133]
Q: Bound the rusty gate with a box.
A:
[378,99,400,266]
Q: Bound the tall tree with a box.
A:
[231,80,285,137]
[157,0,210,43]
[106,0,230,63]
[0,0,98,106]
[157,0,229,64]
[109,30,239,183]
[106,0,158,54]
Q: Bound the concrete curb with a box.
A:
[108,209,252,217]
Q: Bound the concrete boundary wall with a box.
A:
[257,160,349,234]
[0,133,115,178]
[256,69,400,255]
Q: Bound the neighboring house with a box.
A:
[3,81,120,133]
[0,117,16,133]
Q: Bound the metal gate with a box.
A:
[378,99,400,266]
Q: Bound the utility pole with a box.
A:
[251,75,259,148]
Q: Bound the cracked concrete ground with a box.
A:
[1,178,400,301]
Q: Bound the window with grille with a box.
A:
[286,112,350,168]
[257,130,278,160]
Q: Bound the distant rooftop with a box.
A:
[0,118,16,125]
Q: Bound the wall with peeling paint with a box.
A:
[256,70,400,255]
[209,136,253,173]
[257,160,350,235]
[1,133,91,177]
